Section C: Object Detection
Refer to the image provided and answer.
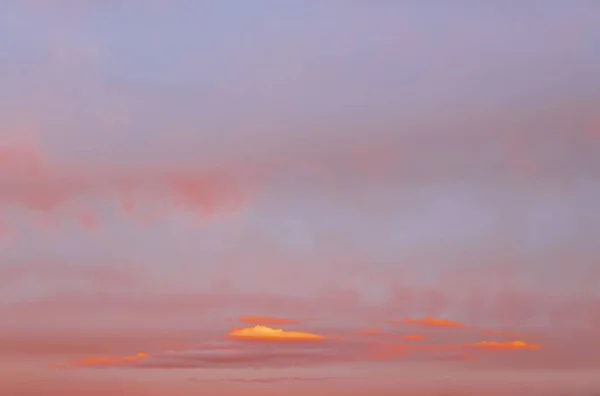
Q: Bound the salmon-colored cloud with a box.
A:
[378,339,540,358]
[0,140,252,225]
[228,325,325,342]
[468,340,540,352]
[393,317,465,329]
[239,316,300,325]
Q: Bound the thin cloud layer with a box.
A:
[55,318,549,370]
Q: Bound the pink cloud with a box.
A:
[0,138,255,230]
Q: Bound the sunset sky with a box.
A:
[1,1,600,395]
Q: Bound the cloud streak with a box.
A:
[468,340,541,352]
[228,325,325,343]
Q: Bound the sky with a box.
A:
[1,1,600,395]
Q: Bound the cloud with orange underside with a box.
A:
[227,325,325,342]
[365,337,540,363]
[393,317,465,329]
[467,340,540,351]
[382,340,539,355]
[239,316,299,325]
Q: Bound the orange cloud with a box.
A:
[71,352,149,368]
[468,340,540,351]
[227,325,325,342]
[395,317,465,329]
[239,316,299,325]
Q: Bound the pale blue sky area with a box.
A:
[0,1,599,320]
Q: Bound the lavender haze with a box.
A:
[1,1,599,395]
